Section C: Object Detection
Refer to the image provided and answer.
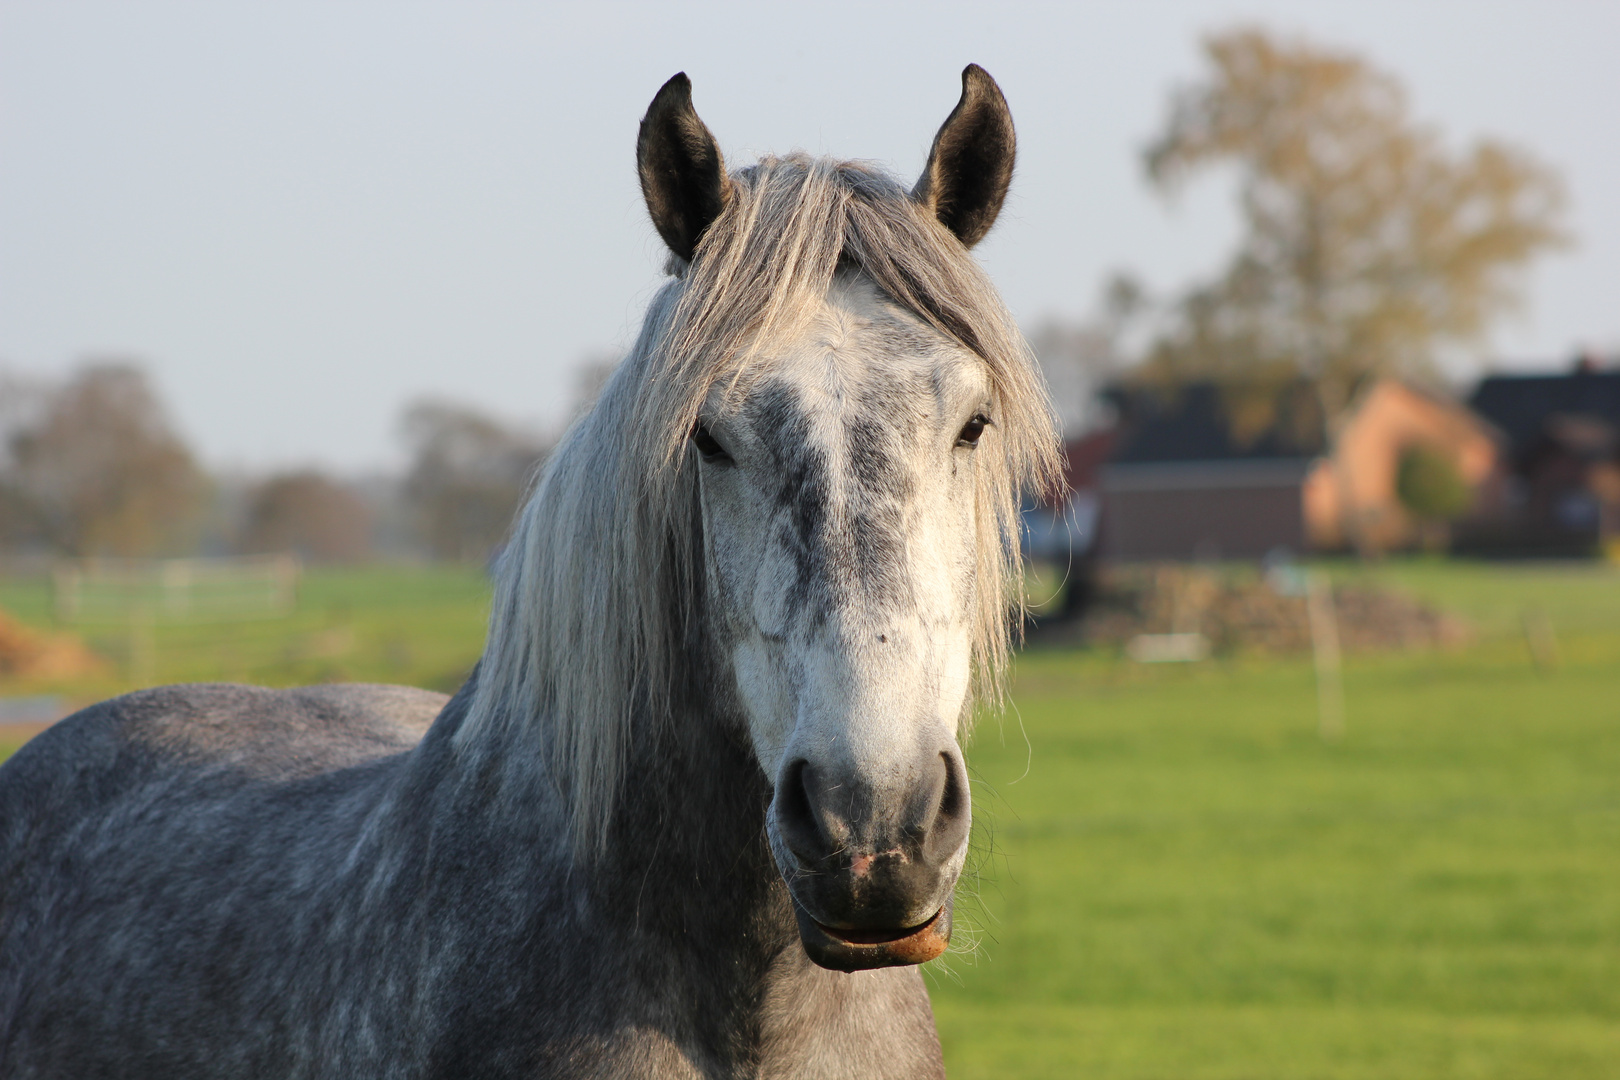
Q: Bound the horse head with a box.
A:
[633,67,1046,972]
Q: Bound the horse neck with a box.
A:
[593,677,787,945]
[422,661,788,948]
[400,661,831,1069]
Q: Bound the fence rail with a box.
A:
[53,555,301,625]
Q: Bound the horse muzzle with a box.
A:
[769,747,970,972]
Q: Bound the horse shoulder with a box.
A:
[0,682,457,1073]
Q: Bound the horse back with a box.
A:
[0,680,446,887]
[0,682,450,1074]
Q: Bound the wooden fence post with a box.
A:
[1306,570,1344,742]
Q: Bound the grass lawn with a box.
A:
[0,562,492,696]
[930,560,1620,1077]
[0,563,492,760]
[2,558,1618,1076]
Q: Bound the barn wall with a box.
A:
[1101,461,1309,561]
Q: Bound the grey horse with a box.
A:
[0,66,1058,1078]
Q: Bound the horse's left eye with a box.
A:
[691,424,731,462]
[956,413,990,448]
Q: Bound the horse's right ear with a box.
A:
[637,73,730,264]
[912,65,1016,248]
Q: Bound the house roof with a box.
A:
[1103,381,1327,465]
[1469,370,1620,451]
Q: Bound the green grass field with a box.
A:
[0,563,492,760]
[933,561,1620,1077]
[0,563,492,693]
[3,559,1618,1076]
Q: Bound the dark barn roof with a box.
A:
[1469,370,1620,452]
[1103,381,1326,465]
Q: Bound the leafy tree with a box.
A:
[239,471,373,563]
[1396,444,1471,523]
[1142,28,1567,420]
[2,363,205,556]
[1028,272,1148,438]
[401,400,549,562]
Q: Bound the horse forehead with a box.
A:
[745,313,978,447]
[743,361,929,481]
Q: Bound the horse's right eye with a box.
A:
[956,413,990,448]
[691,424,730,462]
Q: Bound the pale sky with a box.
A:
[3,1,1616,472]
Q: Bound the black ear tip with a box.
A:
[651,72,693,110]
[959,64,1003,104]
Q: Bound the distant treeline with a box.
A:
[0,362,555,565]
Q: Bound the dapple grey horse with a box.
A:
[0,66,1058,1078]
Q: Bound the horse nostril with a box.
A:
[773,759,828,863]
[937,751,966,819]
[921,749,971,865]
[774,750,968,875]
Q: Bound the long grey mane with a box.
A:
[462,153,1060,850]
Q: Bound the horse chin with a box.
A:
[791,900,953,972]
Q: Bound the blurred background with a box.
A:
[2,2,1617,1076]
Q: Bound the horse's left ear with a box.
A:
[912,65,1016,248]
[638,72,731,263]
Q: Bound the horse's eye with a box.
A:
[691,424,730,462]
[956,413,990,448]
